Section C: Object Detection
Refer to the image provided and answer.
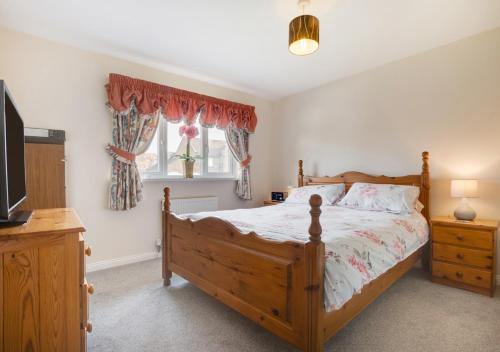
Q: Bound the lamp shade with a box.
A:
[289,15,319,55]
[451,180,478,198]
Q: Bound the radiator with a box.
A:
[167,196,219,214]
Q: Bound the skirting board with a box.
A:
[86,251,161,273]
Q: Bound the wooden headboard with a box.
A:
[297,151,430,223]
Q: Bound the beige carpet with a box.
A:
[87,259,500,352]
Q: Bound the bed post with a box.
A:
[298,160,304,187]
[304,194,325,352]
[420,151,431,271]
[163,187,172,287]
[421,151,430,223]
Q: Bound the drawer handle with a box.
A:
[85,246,92,257]
[475,276,482,281]
[87,284,95,295]
[455,234,464,241]
[85,321,93,333]
[455,272,463,278]
[456,253,464,260]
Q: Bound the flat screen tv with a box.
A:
[0,80,31,225]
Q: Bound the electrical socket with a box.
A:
[155,238,162,252]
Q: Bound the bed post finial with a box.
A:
[298,160,304,187]
[163,187,172,286]
[164,187,171,212]
[422,151,429,180]
[308,194,322,242]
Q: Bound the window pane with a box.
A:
[208,128,232,174]
[136,128,159,174]
[167,121,202,176]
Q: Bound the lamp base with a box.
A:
[454,199,476,221]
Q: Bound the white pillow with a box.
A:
[337,183,420,214]
[285,184,345,206]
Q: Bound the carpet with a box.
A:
[87,259,500,352]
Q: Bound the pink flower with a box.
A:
[359,185,377,197]
[393,219,415,233]
[353,230,383,245]
[392,238,405,260]
[348,255,370,281]
[179,124,199,140]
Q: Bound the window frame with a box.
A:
[139,119,238,181]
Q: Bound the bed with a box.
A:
[162,151,430,352]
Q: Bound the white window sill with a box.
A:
[142,176,238,182]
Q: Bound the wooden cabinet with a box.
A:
[431,216,498,296]
[20,143,66,211]
[0,208,91,351]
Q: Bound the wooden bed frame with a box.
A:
[162,151,430,352]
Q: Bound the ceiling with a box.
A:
[1,0,500,100]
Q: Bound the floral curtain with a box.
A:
[225,124,252,200]
[106,104,159,210]
[105,73,258,209]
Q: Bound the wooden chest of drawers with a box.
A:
[0,208,92,351]
[431,217,498,296]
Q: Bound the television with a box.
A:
[0,80,31,225]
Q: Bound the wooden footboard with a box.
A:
[162,188,326,351]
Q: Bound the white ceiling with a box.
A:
[1,0,500,100]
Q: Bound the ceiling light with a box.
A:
[289,0,320,56]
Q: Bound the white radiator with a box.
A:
[167,196,219,214]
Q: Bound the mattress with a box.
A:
[182,203,429,311]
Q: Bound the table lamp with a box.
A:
[451,180,478,221]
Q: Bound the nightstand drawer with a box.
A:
[432,243,493,269]
[433,225,492,250]
[432,261,492,289]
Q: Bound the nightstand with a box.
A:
[263,200,281,206]
[431,216,498,296]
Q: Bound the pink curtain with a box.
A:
[106,73,257,132]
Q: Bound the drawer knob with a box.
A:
[87,284,95,295]
[456,253,464,260]
[456,234,464,241]
[85,246,92,257]
[85,321,93,333]
[455,272,463,278]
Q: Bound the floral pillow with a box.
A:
[337,183,420,214]
[285,184,345,206]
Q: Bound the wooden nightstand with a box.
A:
[431,216,498,296]
[263,200,281,206]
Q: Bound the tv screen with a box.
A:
[5,92,26,210]
[0,81,26,219]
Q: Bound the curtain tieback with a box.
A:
[240,156,252,169]
[107,145,136,161]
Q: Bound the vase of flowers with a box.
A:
[176,124,199,179]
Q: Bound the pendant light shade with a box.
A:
[289,14,319,56]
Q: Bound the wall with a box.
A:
[1,25,499,273]
[272,27,500,271]
[0,27,274,268]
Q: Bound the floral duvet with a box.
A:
[182,203,429,312]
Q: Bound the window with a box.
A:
[136,119,237,180]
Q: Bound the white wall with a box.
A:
[272,27,500,271]
[2,25,500,273]
[0,27,274,267]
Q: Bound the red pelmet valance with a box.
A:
[106,73,257,133]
